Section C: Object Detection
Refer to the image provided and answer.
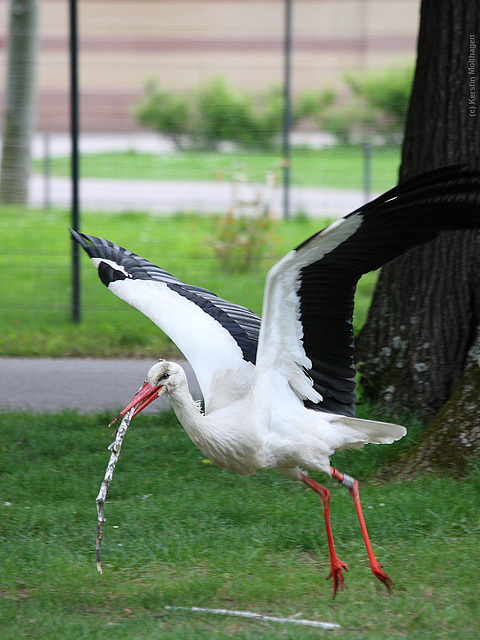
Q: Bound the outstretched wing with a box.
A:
[70,231,261,412]
[255,167,480,416]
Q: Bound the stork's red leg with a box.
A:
[300,472,349,596]
[330,467,393,593]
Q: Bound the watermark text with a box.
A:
[468,34,477,117]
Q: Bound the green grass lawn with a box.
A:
[0,206,377,358]
[5,148,480,638]
[33,145,401,192]
[1,409,479,639]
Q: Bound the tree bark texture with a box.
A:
[0,0,39,205]
[356,0,480,473]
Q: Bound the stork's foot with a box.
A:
[327,557,349,597]
[329,467,395,595]
[299,472,350,597]
[370,560,393,593]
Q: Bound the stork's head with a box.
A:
[110,360,185,426]
[145,360,185,390]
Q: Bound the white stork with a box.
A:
[71,166,480,596]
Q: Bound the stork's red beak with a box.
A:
[109,381,164,427]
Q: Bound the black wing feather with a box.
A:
[298,167,480,416]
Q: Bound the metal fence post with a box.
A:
[70,0,81,323]
[363,143,372,203]
[282,0,292,220]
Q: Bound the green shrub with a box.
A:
[346,64,414,125]
[135,65,412,149]
[318,63,414,143]
[135,79,190,150]
[195,77,258,150]
[134,76,336,151]
[295,87,336,119]
[321,103,379,143]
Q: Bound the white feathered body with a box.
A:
[165,363,405,478]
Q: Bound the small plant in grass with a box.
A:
[211,212,275,273]
[206,165,278,272]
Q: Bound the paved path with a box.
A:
[28,132,375,218]
[0,358,201,415]
[29,175,370,218]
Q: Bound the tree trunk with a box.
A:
[0,0,39,205]
[356,0,480,474]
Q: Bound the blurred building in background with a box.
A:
[0,0,420,134]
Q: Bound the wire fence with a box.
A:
[0,0,418,338]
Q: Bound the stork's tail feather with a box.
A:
[331,416,407,446]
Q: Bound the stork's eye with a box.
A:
[158,373,169,383]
